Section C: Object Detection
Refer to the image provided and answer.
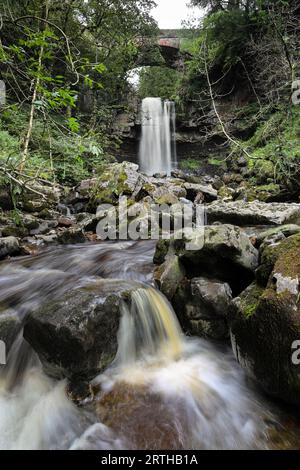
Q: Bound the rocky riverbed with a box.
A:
[1,161,300,445]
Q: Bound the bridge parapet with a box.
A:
[158,38,180,50]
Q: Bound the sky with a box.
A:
[151,0,200,29]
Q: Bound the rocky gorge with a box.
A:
[0,162,300,448]
[1,160,300,418]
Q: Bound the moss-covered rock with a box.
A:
[1,225,29,238]
[257,233,300,286]
[230,233,300,405]
[88,162,141,209]
[256,225,300,247]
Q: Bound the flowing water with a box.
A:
[0,241,300,450]
[139,97,176,176]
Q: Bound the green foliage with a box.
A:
[242,106,300,184]
[138,67,181,101]
[0,106,113,185]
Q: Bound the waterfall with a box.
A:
[139,97,177,176]
[0,242,290,450]
[115,287,183,365]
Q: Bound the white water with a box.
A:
[139,97,176,176]
[0,242,298,450]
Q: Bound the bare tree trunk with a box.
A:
[19,1,49,172]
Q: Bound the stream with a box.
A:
[0,241,300,450]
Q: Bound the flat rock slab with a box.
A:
[206,201,300,226]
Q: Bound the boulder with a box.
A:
[0,236,20,259]
[57,227,86,244]
[154,225,259,294]
[172,277,232,339]
[1,225,29,238]
[88,162,142,209]
[229,233,300,405]
[255,224,300,247]
[206,201,300,226]
[184,182,218,202]
[256,233,300,286]
[23,281,135,381]
[154,255,185,300]
[20,184,61,213]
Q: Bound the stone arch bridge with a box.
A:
[135,31,192,71]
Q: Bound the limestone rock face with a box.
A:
[229,233,300,405]
[206,201,300,226]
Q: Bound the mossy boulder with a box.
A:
[230,234,300,405]
[1,225,29,238]
[235,183,282,203]
[256,225,300,247]
[252,159,275,183]
[19,184,61,213]
[256,233,300,286]
[88,162,141,209]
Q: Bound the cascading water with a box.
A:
[139,97,177,176]
[0,241,299,450]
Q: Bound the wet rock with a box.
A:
[0,311,22,355]
[154,255,185,300]
[230,233,300,405]
[35,233,58,245]
[235,183,282,203]
[154,225,259,295]
[206,201,300,226]
[30,220,57,236]
[57,227,86,244]
[0,236,20,259]
[155,193,179,205]
[148,183,186,204]
[172,277,232,340]
[24,281,134,381]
